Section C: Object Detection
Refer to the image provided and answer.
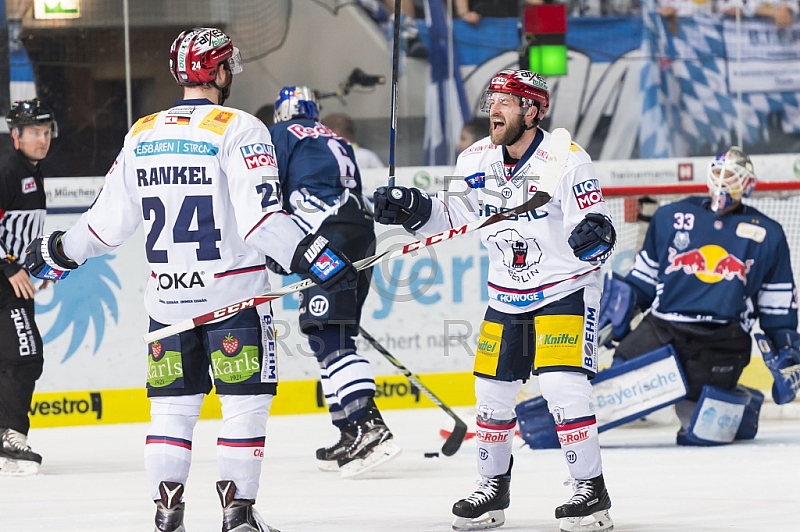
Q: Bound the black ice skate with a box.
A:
[555,475,613,532]
[315,423,358,472]
[337,400,401,479]
[217,480,281,532]
[154,481,186,532]
[451,457,512,531]
[0,428,42,476]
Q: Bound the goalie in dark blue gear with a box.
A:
[269,85,400,478]
[598,147,799,445]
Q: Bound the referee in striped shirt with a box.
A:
[0,99,56,476]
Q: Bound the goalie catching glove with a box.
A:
[568,213,615,262]
[373,186,432,232]
[24,231,80,281]
[290,233,358,292]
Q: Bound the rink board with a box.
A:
[29,371,477,428]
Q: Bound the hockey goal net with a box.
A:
[598,181,800,414]
[601,181,800,284]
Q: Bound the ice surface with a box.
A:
[1,408,798,531]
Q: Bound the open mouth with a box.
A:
[492,119,505,135]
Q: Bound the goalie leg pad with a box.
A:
[475,378,519,477]
[591,345,688,431]
[678,385,750,446]
[516,395,559,449]
[734,385,764,441]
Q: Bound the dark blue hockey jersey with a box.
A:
[269,118,362,211]
[626,196,797,337]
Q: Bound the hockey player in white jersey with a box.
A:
[374,70,616,531]
[23,28,357,532]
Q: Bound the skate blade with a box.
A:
[153,526,185,532]
[452,510,506,531]
[0,457,40,477]
[316,459,341,472]
[340,440,402,479]
[559,509,613,532]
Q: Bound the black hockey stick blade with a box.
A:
[441,414,469,457]
[359,327,468,456]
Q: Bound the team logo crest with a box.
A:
[673,231,690,250]
[488,228,542,272]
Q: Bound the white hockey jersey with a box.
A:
[420,129,612,314]
[61,99,306,324]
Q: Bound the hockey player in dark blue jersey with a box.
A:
[268,86,401,477]
[600,147,800,444]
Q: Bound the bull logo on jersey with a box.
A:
[665,245,754,284]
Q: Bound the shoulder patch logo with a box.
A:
[199,110,237,135]
[132,113,160,136]
[22,176,37,194]
[735,222,766,243]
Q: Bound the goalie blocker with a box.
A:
[517,346,764,447]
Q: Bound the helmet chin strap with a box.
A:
[507,104,539,147]
[211,63,232,105]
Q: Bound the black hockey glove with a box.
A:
[373,186,433,232]
[264,255,290,276]
[291,233,358,293]
[568,213,616,262]
[24,231,80,281]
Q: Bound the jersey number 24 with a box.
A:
[142,195,221,263]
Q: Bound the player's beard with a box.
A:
[490,115,525,146]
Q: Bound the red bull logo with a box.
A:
[665,245,753,284]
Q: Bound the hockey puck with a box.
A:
[424,452,440,458]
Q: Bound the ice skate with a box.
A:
[217,480,281,532]
[451,458,512,531]
[555,475,613,532]
[154,481,186,532]
[315,423,358,472]
[0,428,42,476]
[337,402,401,479]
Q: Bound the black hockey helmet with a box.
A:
[6,99,58,137]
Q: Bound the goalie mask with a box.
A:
[274,86,319,123]
[707,146,756,212]
[6,99,58,138]
[169,28,242,104]
[479,69,549,122]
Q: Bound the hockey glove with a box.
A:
[598,273,638,345]
[373,186,432,232]
[762,329,800,404]
[264,255,290,276]
[568,213,616,262]
[24,231,79,281]
[291,233,358,293]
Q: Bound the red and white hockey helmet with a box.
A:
[479,69,549,120]
[169,28,243,86]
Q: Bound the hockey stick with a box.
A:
[388,0,402,187]
[142,128,572,344]
[359,326,467,456]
